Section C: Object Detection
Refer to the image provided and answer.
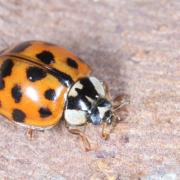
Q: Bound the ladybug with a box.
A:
[0,41,127,150]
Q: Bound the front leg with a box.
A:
[65,122,93,151]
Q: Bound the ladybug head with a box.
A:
[64,77,112,126]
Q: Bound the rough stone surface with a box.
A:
[0,0,179,179]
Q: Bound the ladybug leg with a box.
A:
[65,123,92,151]
[26,128,34,139]
[101,115,121,140]
[69,129,91,151]
[101,122,110,140]
[101,94,130,140]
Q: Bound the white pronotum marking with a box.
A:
[68,81,83,97]
[64,109,87,125]
[89,77,105,97]
[85,96,94,104]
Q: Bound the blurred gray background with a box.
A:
[0,0,179,179]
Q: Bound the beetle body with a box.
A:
[0,41,112,129]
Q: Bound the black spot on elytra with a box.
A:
[26,66,47,82]
[0,79,5,89]
[36,51,55,64]
[44,89,56,101]
[10,41,32,53]
[12,109,26,122]
[48,68,73,87]
[67,58,78,69]
[1,59,14,77]
[39,107,52,118]
[11,84,22,103]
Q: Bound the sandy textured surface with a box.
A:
[0,0,179,179]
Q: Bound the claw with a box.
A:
[101,122,111,140]
[26,129,34,139]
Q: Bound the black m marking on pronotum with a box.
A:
[78,78,99,100]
